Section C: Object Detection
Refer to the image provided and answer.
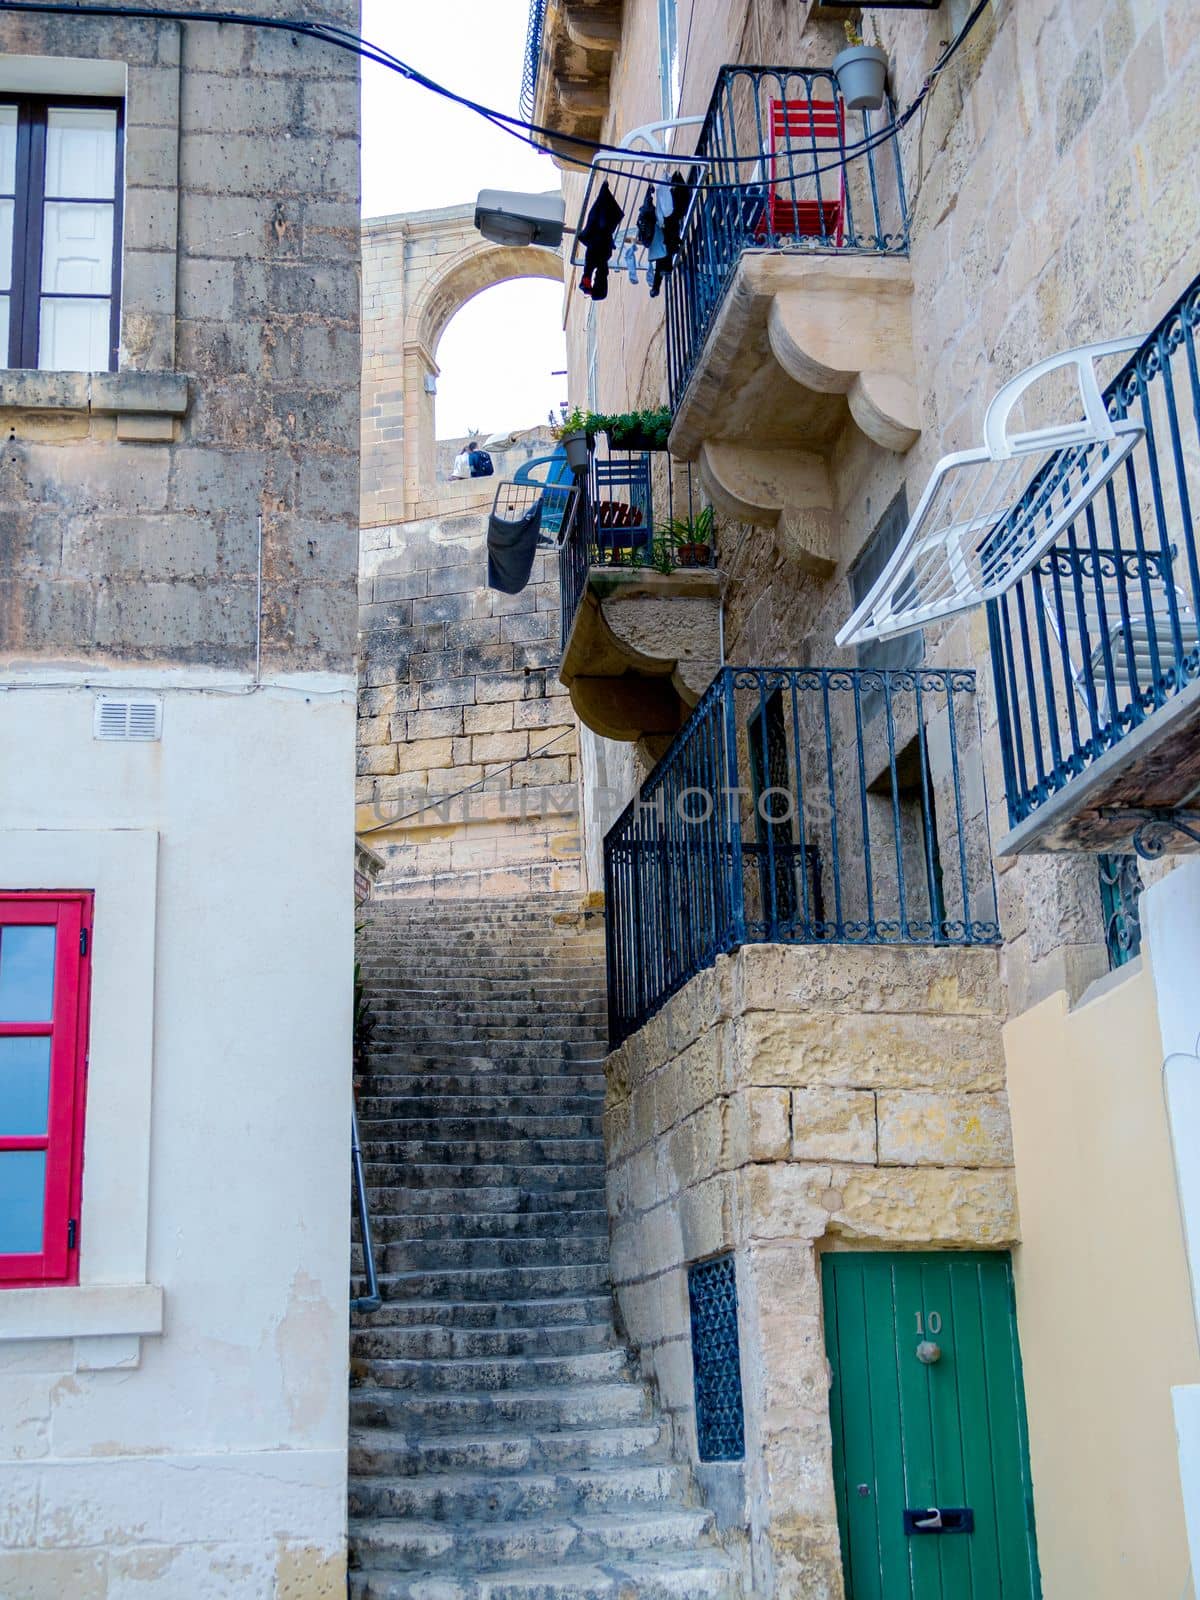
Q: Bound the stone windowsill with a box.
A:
[0,1282,164,1342]
[0,368,189,441]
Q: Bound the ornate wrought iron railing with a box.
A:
[604,665,998,1045]
[687,1256,745,1463]
[987,276,1200,833]
[521,0,548,122]
[560,448,712,650]
[664,64,909,411]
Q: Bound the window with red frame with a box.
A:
[0,892,92,1287]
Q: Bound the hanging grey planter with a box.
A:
[833,44,889,112]
[561,429,591,473]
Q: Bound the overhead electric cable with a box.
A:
[0,0,993,194]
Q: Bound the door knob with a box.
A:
[916,1340,941,1364]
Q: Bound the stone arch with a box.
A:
[361,201,566,526]
[410,240,565,363]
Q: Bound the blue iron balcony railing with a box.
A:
[560,446,712,651]
[987,276,1200,843]
[664,65,909,412]
[521,0,548,121]
[604,665,998,1046]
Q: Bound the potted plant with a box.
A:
[658,504,716,568]
[552,405,592,472]
[586,406,672,453]
[833,21,889,113]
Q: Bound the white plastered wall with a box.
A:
[0,671,355,1597]
[1142,860,1200,1597]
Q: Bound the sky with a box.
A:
[360,1,569,441]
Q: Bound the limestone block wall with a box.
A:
[357,497,583,899]
[603,943,1014,1600]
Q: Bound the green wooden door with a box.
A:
[822,1251,1041,1600]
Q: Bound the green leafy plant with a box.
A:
[584,406,672,451]
[657,503,717,563]
[843,19,865,46]
[552,404,589,440]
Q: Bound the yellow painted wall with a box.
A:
[1006,957,1200,1600]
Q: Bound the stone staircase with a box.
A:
[349,895,737,1600]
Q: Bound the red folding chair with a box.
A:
[754,96,846,244]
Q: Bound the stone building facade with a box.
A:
[0,6,360,1595]
[528,0,1200,1596]
[357,206,583,898]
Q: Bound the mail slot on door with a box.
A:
[903,1507,975,1535]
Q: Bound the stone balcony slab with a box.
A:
[668,254,919,568]
[558,565,723,742]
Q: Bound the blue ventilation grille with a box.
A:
[687,1256,745,1462]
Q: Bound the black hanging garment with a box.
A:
[636,188,657,249]
[578,181,624,302]
[661,170,691,261]
[487,501,545,595]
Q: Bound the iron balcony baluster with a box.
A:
[986,276,1200,831]
[664,64,910,412]
[604,665,997,1047]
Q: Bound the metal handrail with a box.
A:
[350,1101,380,1315]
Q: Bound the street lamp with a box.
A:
[474,189,566,249]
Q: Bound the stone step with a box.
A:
[350,1295,614,1331]
[364,994,604,1014]
[354,1210,608,1244]
[357,1115,603,1141]
[349,1422,667,1479]
[358,1188,606,1217]
[364,1054,606,1074]
[357,1094,603,1119]
[347,1551,736,1600]
[371,1023,602,1043]
[361,1140,604,1168]
[355,1237,610,1275]
[350,1380,653,1435]
[366,983,605,1001]
[363,1162,606,1189]
[361,1075,606,1099]
[349,1506,715,1575]
[349,1321,618,1362]
[360,960,604,972]
[352,1348,632,1394]
[372,1262,610,1303]
[349,1462,688,1522]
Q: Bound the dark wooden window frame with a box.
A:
[2,94,125,372]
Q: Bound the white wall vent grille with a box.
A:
[93,696,163,742]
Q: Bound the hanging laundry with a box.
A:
[621,240,639,285]
[662,170,692,261]
[636,188,657,249]
[487,500,545,595]
[578,180,623,302]
[647,171,694,298]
